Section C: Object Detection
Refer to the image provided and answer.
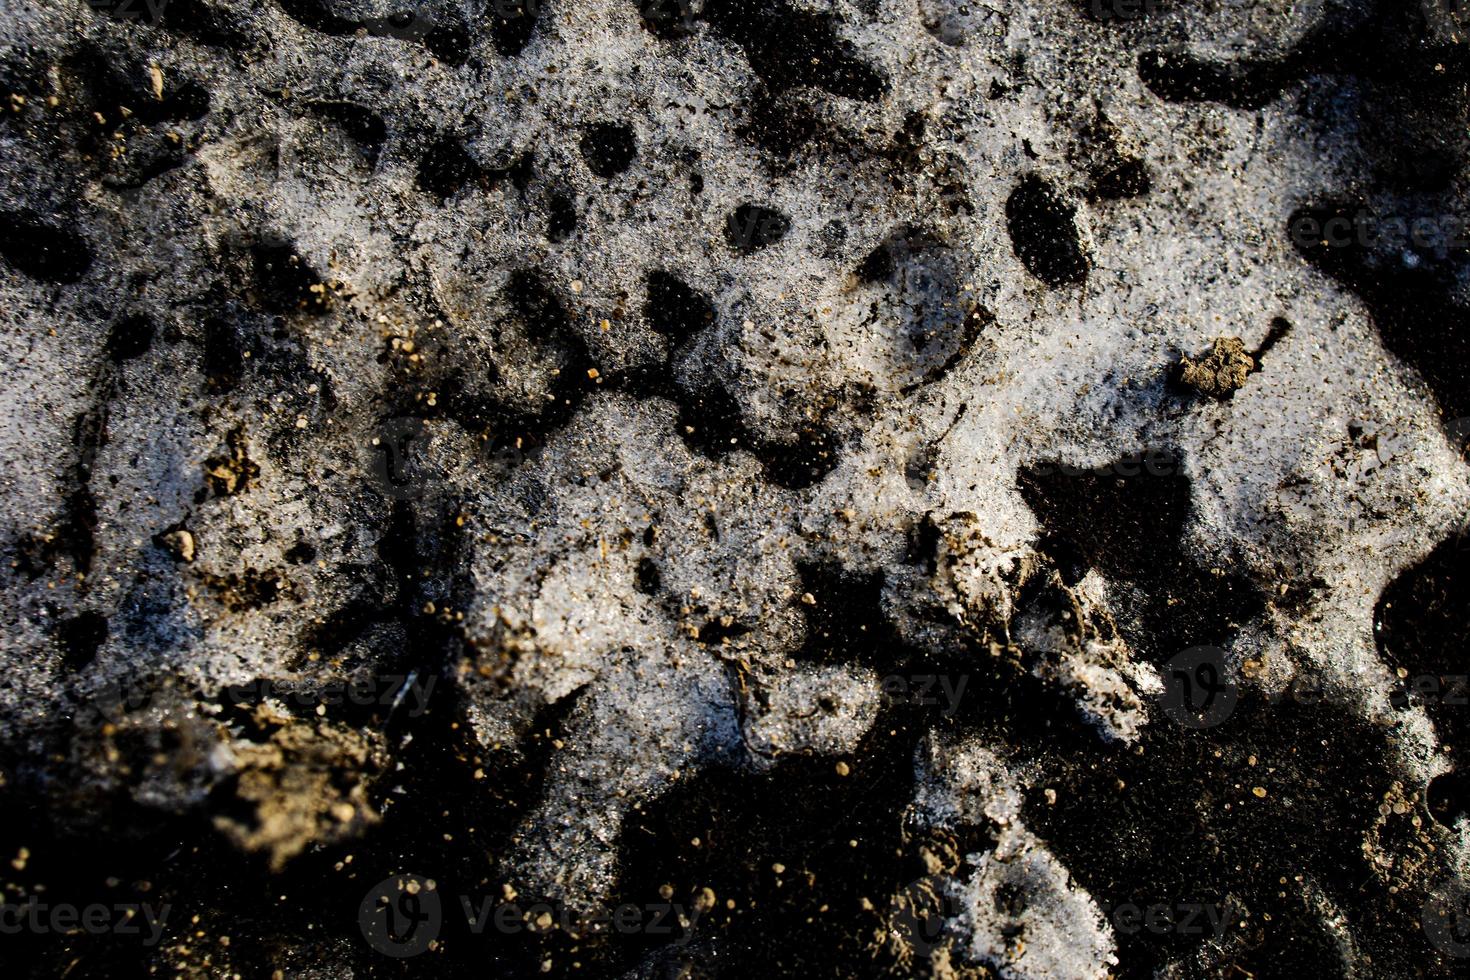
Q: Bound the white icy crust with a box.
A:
[0,0,1467,952]
[911,732,1117,980]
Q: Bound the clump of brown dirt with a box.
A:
[1179,336,1254,397]
[212,706,385,870]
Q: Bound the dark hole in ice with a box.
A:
[703,0,888,102]
[426,21,473,64]
[1004,176,1089,287]
[106,314,155,363]
[489,0,539,57]
[760,426,837,489]
[1018,453,1264,664]
[1089,156,1151,200]
[725,204,790,253]
[635,557,662,595]
[417,134,482,198]
[273,0,357,36]
[57,611,109,670]
[1138,49,1295,110]
[611,709,952,977]
[637,0,698,40]
[158,0,250,48]
[793,562,896,670]
[202,314,245,391]
[546,191,577,242]
[1026,693,1414,976]
[1376,530,1470,759]
[580,122,637,178]
[0,214,93,284]
[285,541,317,565]
[738,90,821,156]
[1428,770,1470,826]
[644,271,715,341]
[250,241,329,316]
[310,101,387,162]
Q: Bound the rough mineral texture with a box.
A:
[2,1,1470,978]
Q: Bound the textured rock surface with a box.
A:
[2,0,1470,977]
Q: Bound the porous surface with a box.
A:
[2,1,1470,977]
